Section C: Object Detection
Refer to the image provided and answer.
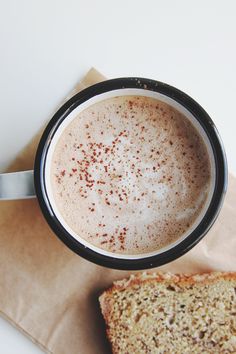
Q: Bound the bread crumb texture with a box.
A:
[99,272,236,354]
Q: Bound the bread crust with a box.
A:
[99,272,236,354]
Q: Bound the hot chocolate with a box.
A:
[50,95,211,255]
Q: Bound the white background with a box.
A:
[0,0,236,353]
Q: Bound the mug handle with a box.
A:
[0,170,35,200]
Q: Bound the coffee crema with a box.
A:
[51,95,211,255]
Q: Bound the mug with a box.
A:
[0,78,227,270]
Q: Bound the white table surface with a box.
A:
[0,0,236,353]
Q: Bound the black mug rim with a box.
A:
[34,77,228,270]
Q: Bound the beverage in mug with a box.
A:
[50,95,212,255]
[0,78,227,269]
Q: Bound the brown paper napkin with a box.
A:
[0,68,236,354]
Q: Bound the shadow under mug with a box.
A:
[0,78,228,270]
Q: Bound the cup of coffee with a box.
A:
[0,78,227,269]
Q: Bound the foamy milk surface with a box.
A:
[51,96,211,254]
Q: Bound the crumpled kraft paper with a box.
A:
[0,68,235,354]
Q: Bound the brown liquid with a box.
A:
[51,96,211,255]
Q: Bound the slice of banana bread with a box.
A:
[99,272,236,354]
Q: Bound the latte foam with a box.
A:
[51,95,211,254]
